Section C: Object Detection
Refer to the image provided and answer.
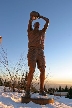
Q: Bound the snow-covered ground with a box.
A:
[0,86,72,108]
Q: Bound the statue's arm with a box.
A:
[40,15,49,32]
[27,19,33,32]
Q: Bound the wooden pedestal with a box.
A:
[21,96,54,105]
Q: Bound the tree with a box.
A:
[64,85,68,92]
[55,88,58,92]
[58,86,62,92]
[44,85,47,92]
[65,86,72,98]
[0,78,3,86]
[68,86,72,99]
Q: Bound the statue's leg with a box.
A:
[26,48,36,96]
[39,67,45,92]
[26,67,35,92]
[37,49,46,95]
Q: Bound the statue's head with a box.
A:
[33,22,40,30]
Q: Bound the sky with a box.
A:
[0,0,72,85]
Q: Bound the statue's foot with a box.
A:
[39,91,47,96]
[25,91,31,98]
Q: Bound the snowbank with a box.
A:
[0,86,72,108]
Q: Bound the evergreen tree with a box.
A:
[61,88,64,92]
[68,86,72,99]
[0,78,3,86]
[58,86,62,92]
[64,85,68,92]
[44,85,47,92]
[55,88,58,92]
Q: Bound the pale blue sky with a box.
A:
[0,0,72,84]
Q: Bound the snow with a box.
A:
[31,93,54,99]
[0,86,72,108]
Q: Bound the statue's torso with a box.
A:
[28,30,45,49]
